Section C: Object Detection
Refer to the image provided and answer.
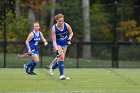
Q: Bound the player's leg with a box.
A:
[29,54,39,75]
[52,49,59,69]
[49,48,65,75]
[24,48,34,74]
[24,60,34,74]
[58,46,67,80]
[24,53,35,74]
[50,61,58,75]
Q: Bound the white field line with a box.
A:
[1,90,140,93]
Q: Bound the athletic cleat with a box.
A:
[49,66,54,76]
[24,64,30,74]
[30,72,37,75]
[59,75,65,80]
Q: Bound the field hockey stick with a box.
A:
[17,44,44,58]
[46,51,63,69]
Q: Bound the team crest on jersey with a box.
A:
[34,38,40,46]
[57,31,67,40]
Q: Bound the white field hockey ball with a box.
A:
[66,77,70,80]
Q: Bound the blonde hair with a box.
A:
[55,14,64,21]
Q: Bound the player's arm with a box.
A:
[52,26,58,51]
[25,32,33,53]
[40,32,48,46]
[66,23,73,45]
[66,23,73,40]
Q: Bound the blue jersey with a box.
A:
[54,23,68,47]
[26,31,41,55]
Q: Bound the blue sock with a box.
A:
[30,62,37,73]
[26,60,34,68]
[58,61,64,76]
[52,62,58,69]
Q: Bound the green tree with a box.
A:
[117,20,140,42]
[58,0,83,41]
[90,3,113,41]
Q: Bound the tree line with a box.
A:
[0,0,140,58]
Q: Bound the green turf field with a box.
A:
[0,68,140,93]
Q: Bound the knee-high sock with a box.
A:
[58,61,64,76]
[52,62,58,69]
[26,60,34,68]
[30,61,37,73]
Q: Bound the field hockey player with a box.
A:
[50,13,73,80]
[24,22,48,75]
